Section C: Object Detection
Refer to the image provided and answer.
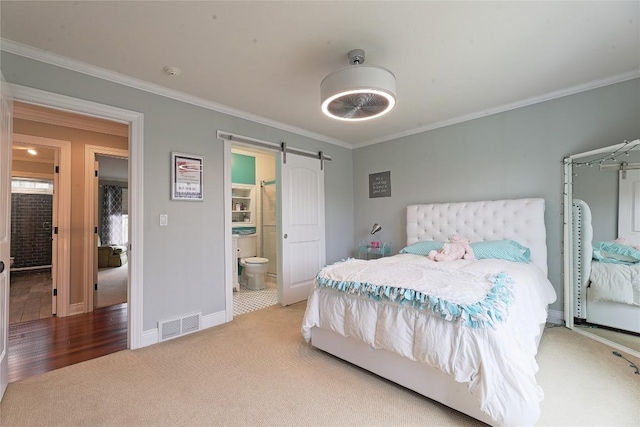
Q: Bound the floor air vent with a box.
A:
[158,312,202,342]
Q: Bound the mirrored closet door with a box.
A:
[563,139,640,358]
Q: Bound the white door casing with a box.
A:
[0,73,13,401]
[618,168,640,246]
[52,149,59,314]
[93,159,99,308]
[10,83,144,350]
[278,153,326,306]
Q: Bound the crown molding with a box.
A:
[354,69,640,148]
[14,102,128,137]
[1,39,353,150]
[4,38,637,151]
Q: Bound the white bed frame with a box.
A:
[572,199,640,334]
[310,198,549,426]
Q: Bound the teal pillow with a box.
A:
[592,241,640,264]
[470,240,531,263]
[399,240,443,256]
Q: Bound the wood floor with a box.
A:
[8,303,128,383]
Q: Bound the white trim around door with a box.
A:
[1,72,13,401]
[223,139,233,322]
[9,83,145,350]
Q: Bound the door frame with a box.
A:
[12,133,71,317]
[84,146,129,312]
[223,139,233,322]
[222,132,328,318]
[224,139,282,320]
[1,72,13,401]
[9,84,145,349]
[225,140,281,322]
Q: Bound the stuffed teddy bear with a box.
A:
[427,234,475,262]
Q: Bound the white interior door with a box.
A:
[618,168,640,246]
[278,153,325,306]
[1,74,14,400]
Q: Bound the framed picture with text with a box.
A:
[171,152,204,201]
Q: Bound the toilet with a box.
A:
[236,233,269,290]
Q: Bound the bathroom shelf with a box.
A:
[232,184,255,227]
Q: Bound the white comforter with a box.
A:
[589,261,640,306]
[301,254,557,427]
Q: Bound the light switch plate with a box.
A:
[160,214,168,226]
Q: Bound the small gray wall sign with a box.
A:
[369,171,391,198]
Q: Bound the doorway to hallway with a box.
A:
[7,102,130,383]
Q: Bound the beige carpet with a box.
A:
[97,264,127,308]
[1,303,639,427]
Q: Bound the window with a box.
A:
[121,188,128,244]
[11,178,54,194]
[121,214,129,245]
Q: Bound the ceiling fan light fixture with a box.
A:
[321,51,396,122]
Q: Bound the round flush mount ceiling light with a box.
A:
[321,49,396,121]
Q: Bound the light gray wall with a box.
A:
[353,78,640,312]
[573,149,640,242]
[1,52,355,330]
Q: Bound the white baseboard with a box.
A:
[202,310,227,329]
[140,309,228,348]
[547,309,564,325]
[68,302,84,316]
[141,328,158,348]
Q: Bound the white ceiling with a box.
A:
[1,1,638,148]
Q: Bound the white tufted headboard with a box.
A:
[407,198,548,275]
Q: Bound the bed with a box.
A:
[302,198,557,426]
[572,199,640,334]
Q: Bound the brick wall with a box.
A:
[10,193,53,268]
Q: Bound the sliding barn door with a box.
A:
[619,169,640,246]
[0,73,13,401]
[278,153,325,306]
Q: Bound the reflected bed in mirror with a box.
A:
[564,139,640,358]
